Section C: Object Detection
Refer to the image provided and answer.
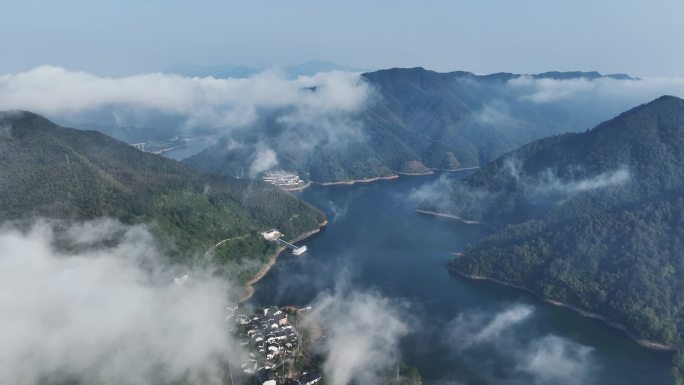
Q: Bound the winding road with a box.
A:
[204,234,250,256]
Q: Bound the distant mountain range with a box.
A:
[184,67,638,183]
[165,60,633,81]
[532,70,635,80]
[165,59,369,78]
[0,111,325,282]
[439,96,684,349]
[67,121,219,144]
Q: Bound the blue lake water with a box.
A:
[250,172,671,385]
[162,136,218,161]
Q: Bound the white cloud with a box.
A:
[248,144,278,176]
[412,160,631,222]
[517,335,595,385]
[0,66,372,130]
[443,305,597,385]
[407,173,496,221]
[472,304,534,344]
[509,75,684,104]
[534,167,631,195]
[472,100,516,125]
[510,76,597,103]
[407,173,456,207]
[326,198,352,223]
[447,304,534,349]
[503,159,631,198]
[0,220,238,385]
[307,289,411,385]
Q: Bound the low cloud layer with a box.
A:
[517,335,595,385]
[307,289,411,385]
[0,66,372,130]
[248,144,278,176]
[407,173,498,225]
[0,219,237,385]
[503,159,631,198]
[472,99,517,126]
[509,76,684,104]
[412,160,630,223]
[444,304,596,385]
[447,304,534,349]
[407,173,456,207]
[533,167,630,195]
[3,67,684,143]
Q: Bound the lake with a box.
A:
[250,172,671,385]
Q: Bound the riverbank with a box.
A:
[316,174,400,186]
[240,219,328,302]
[282,181,312,192]
[432,166,480,172]
[415,209,492,228]
[152,144,186,155]
[397,170,435,176]
[446,264,676,351]
[284,166,479,191]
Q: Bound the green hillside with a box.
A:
[442,96,684,350]
[184,68,631,183]
[0,111,326,282]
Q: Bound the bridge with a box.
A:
[261,229,308,255]
[277,238,308,256]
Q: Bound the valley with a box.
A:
[4,2,684,385]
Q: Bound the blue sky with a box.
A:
[2,0,683,76]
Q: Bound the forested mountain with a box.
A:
[0,111,326,282]
[439,96,684,350]
[184,67,635,183]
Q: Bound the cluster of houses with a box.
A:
[233,306,322,385]
[261,171,307,190]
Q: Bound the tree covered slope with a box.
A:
[443,96,684,347]
[0,111,326,281]
[184,68,631,183]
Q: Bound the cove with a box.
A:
[249,172,671,385]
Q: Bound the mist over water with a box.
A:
[250,172,671,385]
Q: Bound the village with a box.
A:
[261,171,308,191]
[229,305,323,385]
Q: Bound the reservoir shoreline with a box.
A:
[248,171,670,384]
[316,174,400,186]
[445,264,676,351]
[282,181,312,192]
[417,199,674,352]
[240,219,328,302]
[300,166,480,190]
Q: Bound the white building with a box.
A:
[261,229,282,241]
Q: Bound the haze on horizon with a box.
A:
[2,0,683,77]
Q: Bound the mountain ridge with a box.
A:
[439,95,684,349]
[185,67,638,183]
[0,110,326,282]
